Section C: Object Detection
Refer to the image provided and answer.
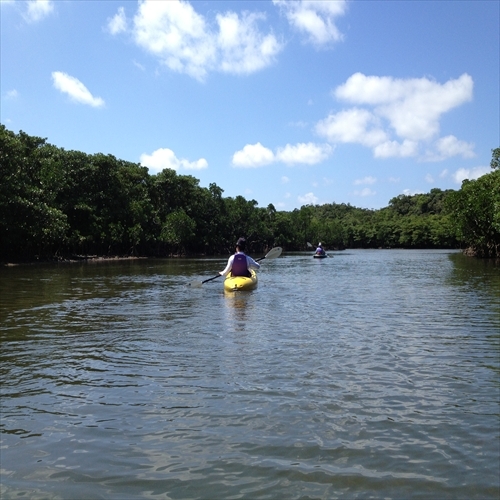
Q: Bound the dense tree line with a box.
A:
[1,126,498,261]
[445,148,500,258]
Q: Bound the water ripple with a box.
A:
[1,251,498,499]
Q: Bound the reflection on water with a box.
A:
[1,250,499,499]
[223,291,253,332]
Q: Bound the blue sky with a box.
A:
[1,0,498,210]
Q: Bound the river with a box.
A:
[1,249,499,499]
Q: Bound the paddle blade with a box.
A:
[264,246,282,260]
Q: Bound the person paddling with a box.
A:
[220,237,261,278]
[315,242,326,256]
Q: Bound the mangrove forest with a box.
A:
[1,125,498,262]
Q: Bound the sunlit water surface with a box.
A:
[1,250,499,499]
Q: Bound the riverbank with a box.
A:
[2,255,149,267]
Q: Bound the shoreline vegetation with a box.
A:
[0,248,467,268]
[2,255,148,267]
[1,126,498,264]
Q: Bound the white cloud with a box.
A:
[140,148,208,175]
[4,89,19,100]
[51,72,105,107]
[273,0,347,47]
[111,0,282,81]
[107,6,127,35]
[216,11,282,75]
[452,166,490,184]
[132,0,213,81]
[232,141,331,167]
[353,176,376,186]
[403,188,424,196]
[317,72,475,160]
[298,192,318,205]
[425,174,434,183]
[424,135,475,161]
[389,177,401,183]
[24,0,54,23]
[232,142,274,167]
[373,139,418,158]
[281,176,290,183]
[439,169,448,178]
[315,108,387,147]
[354,188,376,197]
[275,142,332,165]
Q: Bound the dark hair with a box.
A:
[236,237,246,250]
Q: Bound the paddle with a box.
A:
[188,246,282,288]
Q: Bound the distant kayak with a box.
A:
[313,253,328,258]
[224,269,258,292]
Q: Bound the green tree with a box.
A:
[0,126,68,260]
[0,126,473,261]
[446,167,500,258]
[159,209,196,253]
[490,147,499,170]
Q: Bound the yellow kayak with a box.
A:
[224,269,258,292]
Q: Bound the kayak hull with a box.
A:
[313,254,328,258]
[224,269,258,292]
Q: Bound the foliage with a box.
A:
[1,126,498,261]
[0,127,68,259]
[445,167,500,258]
[491,148,500,170]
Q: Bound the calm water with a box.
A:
[1,250,499,500]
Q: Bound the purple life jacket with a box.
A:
[231,253,250,277]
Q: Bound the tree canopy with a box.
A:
[445,151,500,258]
[1,126,498,261]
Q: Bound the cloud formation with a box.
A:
[107,6,127,35]
[276,142,332,165]
[140,148,208,175]
[452,166,490,184]
[425,135,475,162]
[273,0,347,46]
[232,142,275,167]
[353,176,377,185]
[316,73,474,160]
[24,0,54,23]
[51,72,105,107]
[232,142,332,167]
[4,89,19,100]
[354,187,376,197]
[108,0,348,81]
[109,0,283,81]
[298,192,318,205]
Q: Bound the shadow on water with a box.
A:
[446,253,500,372]
[448,252,500,293]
